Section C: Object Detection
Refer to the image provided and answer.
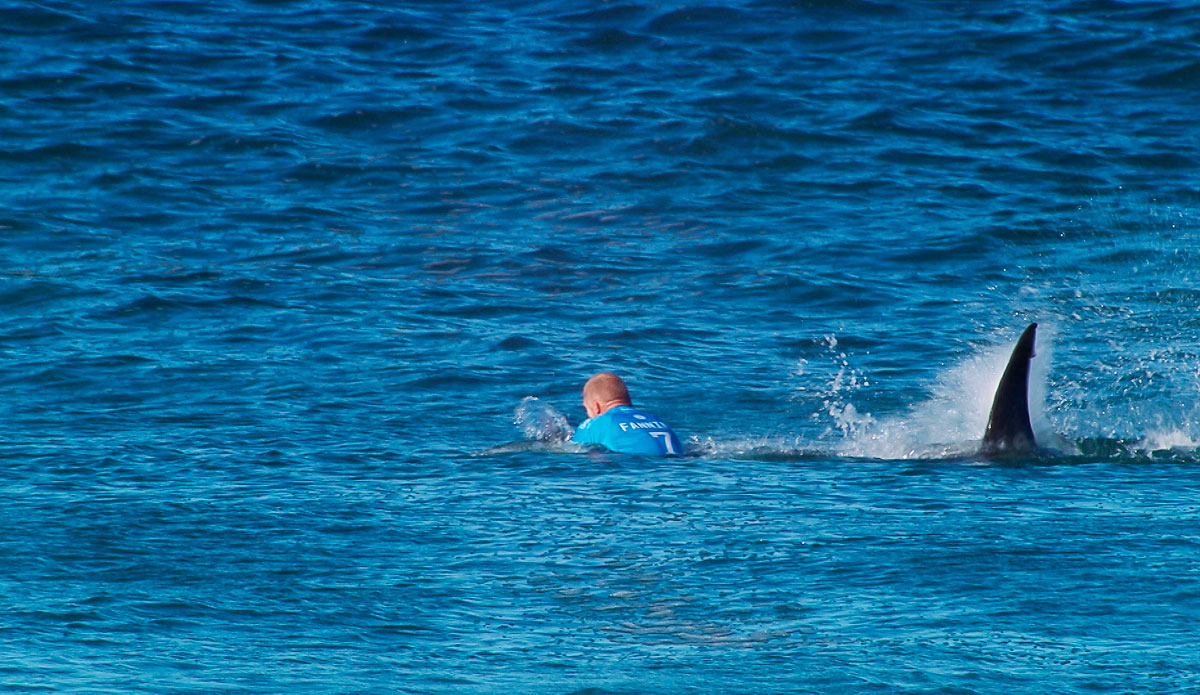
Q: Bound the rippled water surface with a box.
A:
[4,1,1200,692]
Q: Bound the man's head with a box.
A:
[581,372,632,419]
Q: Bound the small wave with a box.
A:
[477,439,585,456]
[1136,60,1200,88]
[643,6,754,36]
[0,5,86,33]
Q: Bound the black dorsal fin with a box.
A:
[981,323,1038,455]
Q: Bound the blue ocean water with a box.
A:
[4,0,1200,692]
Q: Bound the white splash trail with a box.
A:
[828,326,1060,460]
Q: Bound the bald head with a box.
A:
[582,372,632,418]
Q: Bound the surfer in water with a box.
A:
[572,372,685,456]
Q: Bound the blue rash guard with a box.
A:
[572,405,684,456]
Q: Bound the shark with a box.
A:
[980,322,1039,456]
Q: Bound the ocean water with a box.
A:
[4,0,1200,692]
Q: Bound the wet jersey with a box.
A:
[572,405,684,456]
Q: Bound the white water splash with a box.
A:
[685,434,810,459]
[1138,428,1198,454]
[828,327,1058,459]
[1074,342,1200,456]
[514,396,573,442]
[800,334,875,438]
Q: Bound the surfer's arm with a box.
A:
[571,417,602,445]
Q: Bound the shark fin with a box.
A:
[980,323,1038,455]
